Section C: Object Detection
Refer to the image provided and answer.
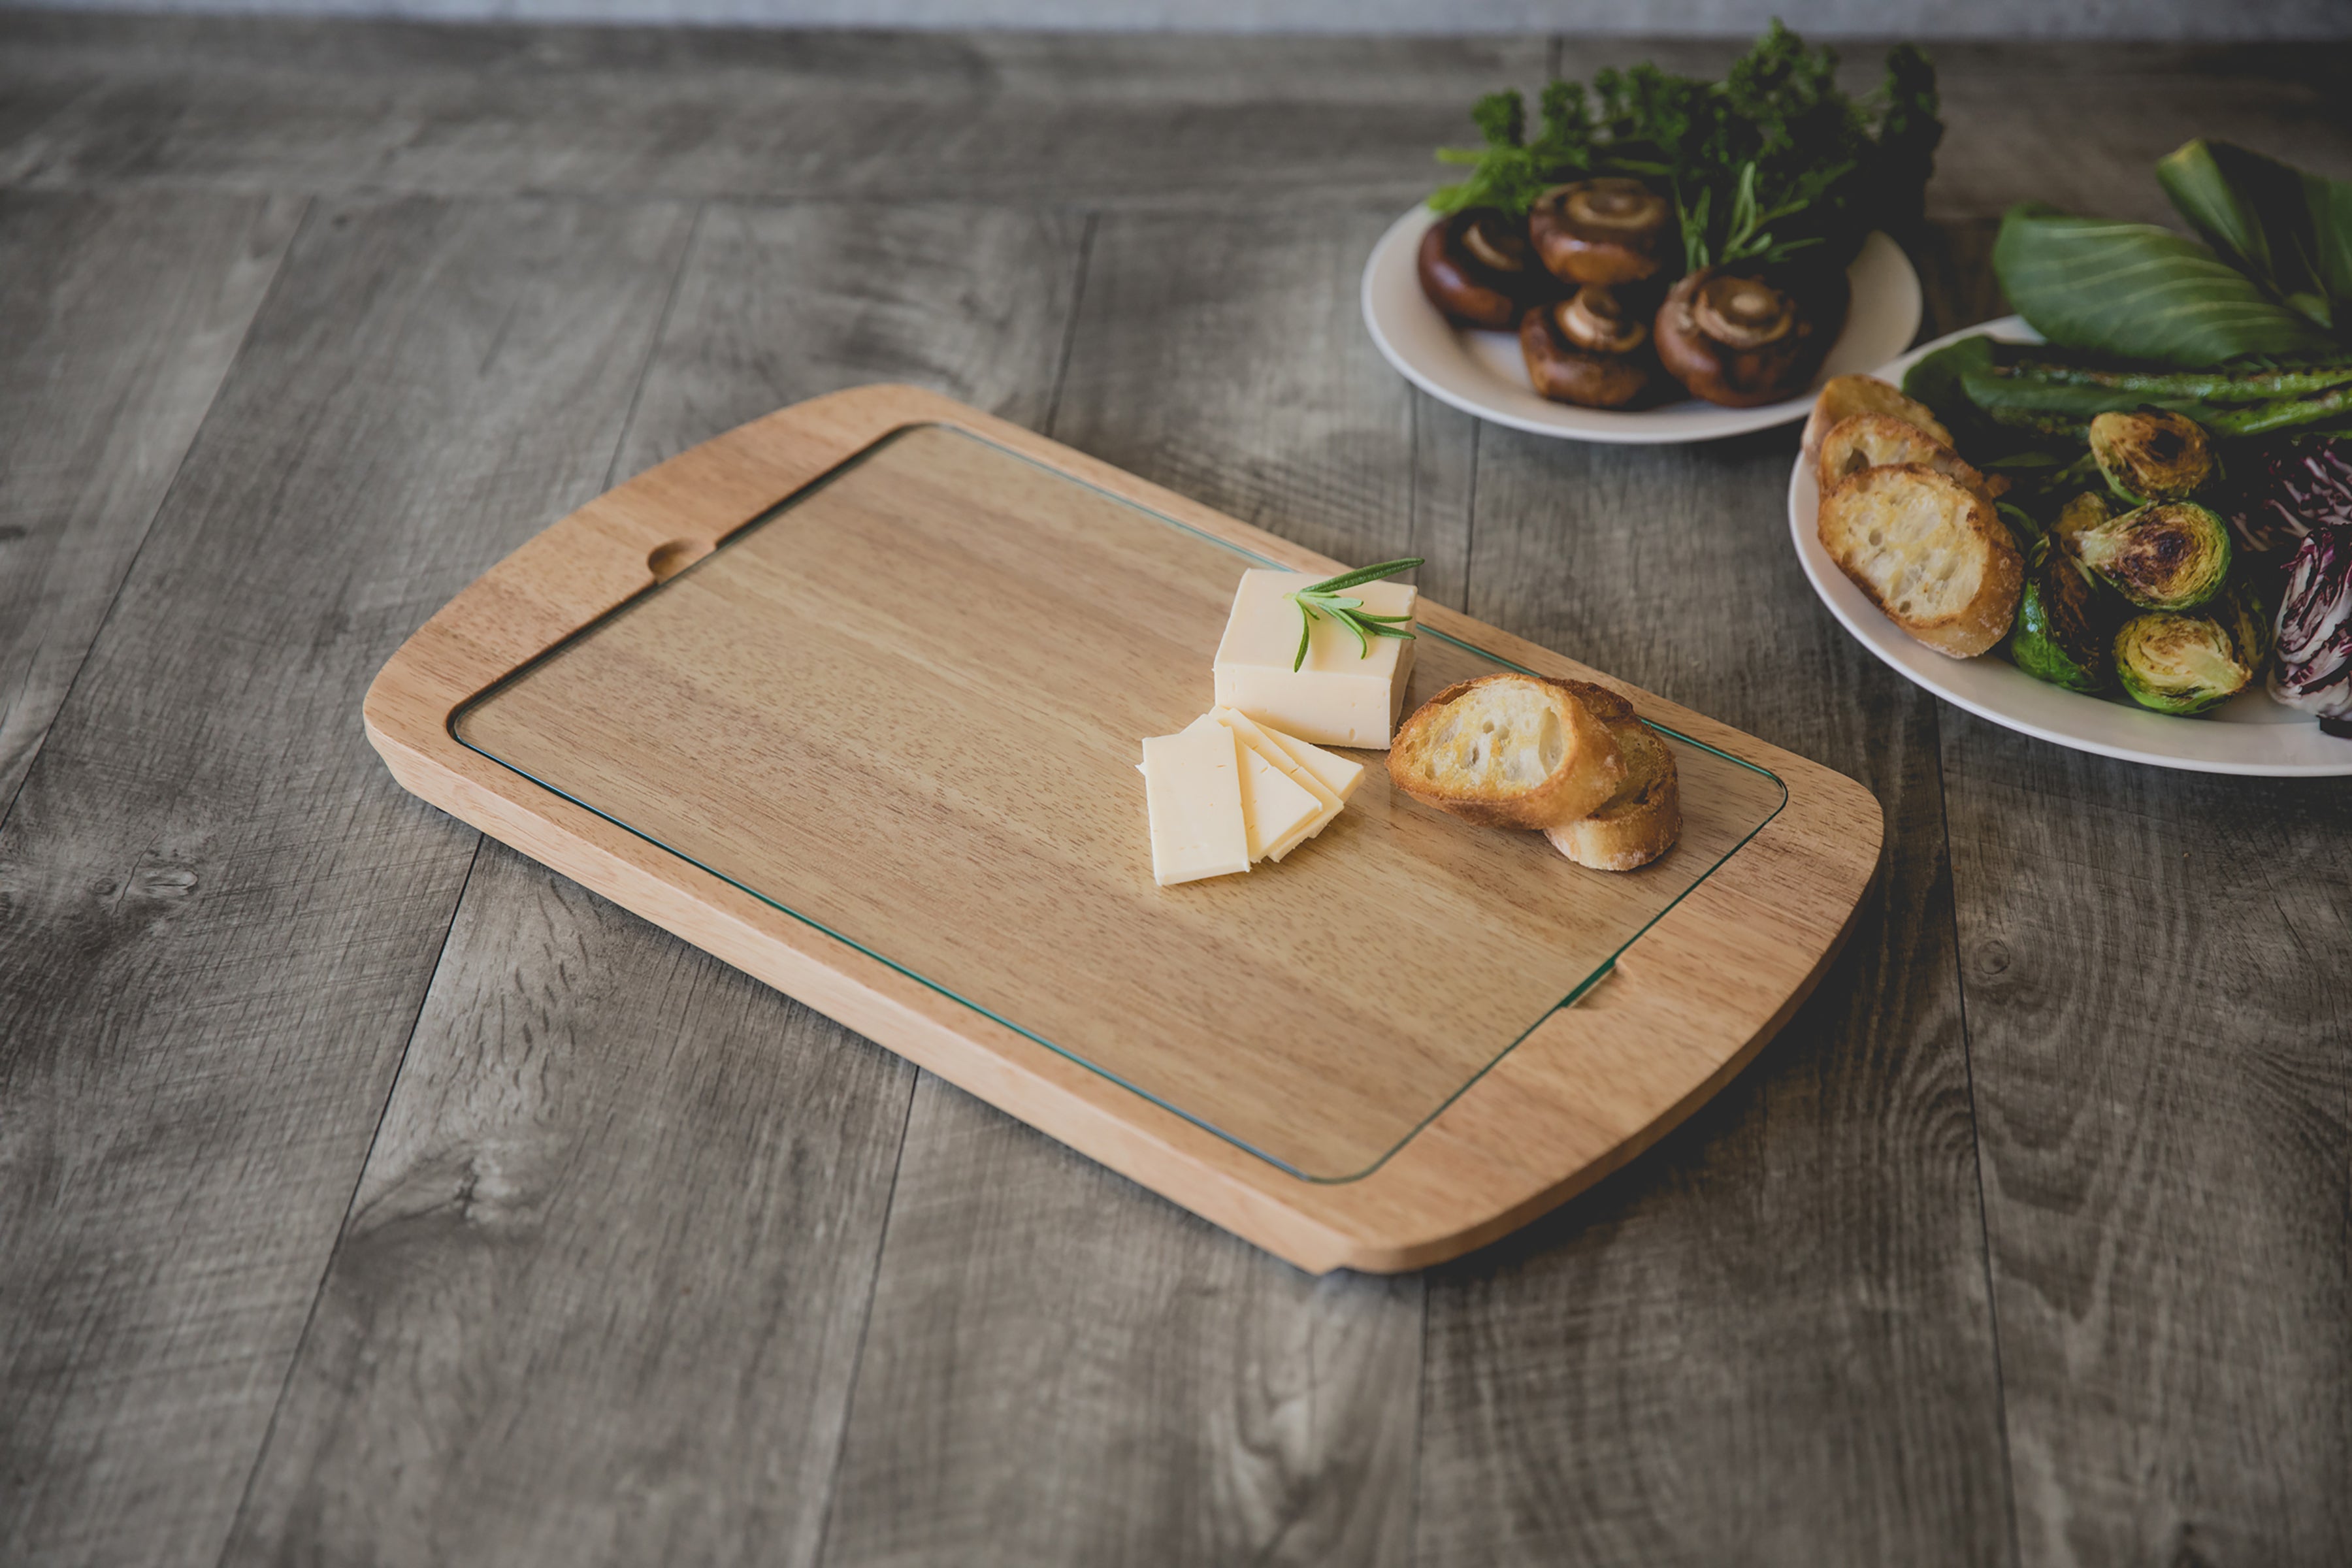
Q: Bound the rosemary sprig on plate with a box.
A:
[1286,558,1422,672]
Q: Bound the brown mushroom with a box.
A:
[1519,287,1659,409]
[1527,178,1673,286]
[1416,208,1539,330]
[1653,266,1849,408]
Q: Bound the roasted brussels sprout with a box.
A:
[2088,409,2215,505]
[2113,609,2255,715]
[2009,538,2114,693]
[2051,490,2110,544]
[2072,500,2233,611]
[2216,578,2274,670]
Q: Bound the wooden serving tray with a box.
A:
[365,386,1882,1273]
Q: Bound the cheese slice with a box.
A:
[1257,721,1367,804]
[1140,719,1250,887]
[1211,707,1343,860]
[1197,713,1323,863]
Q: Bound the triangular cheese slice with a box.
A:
[1188,714,1318,863]
[1212,707,1343,860]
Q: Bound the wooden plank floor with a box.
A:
[1,17,2346,1567]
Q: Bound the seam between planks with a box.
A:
[207,835,485,1568]
[1041,211,1098,442]
[805,1071,922,1568]
[0,192,310,839]
[1933,696,2025,1568]
[603,198,706,490]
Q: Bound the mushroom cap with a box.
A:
[1528,179,1673,286]
[1416,209,1537,330]
[1654,265,1849,408]
[1519,302,1658,409]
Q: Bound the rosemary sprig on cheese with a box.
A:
[1286,558,1423,671]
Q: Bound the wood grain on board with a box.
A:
[0,188,299,817]
[0,193,693,1568]
[222,197,1085,1568]
[365,380,1882,1271]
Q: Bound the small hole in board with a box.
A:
[647,539,713,582]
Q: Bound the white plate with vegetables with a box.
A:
[1365,218,1922,446]
[1360,26,1936,446]
[1789,319,2352,776]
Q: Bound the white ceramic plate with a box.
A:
[1360,204,1921,445]
[1789,316,2352,776]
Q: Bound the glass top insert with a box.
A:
[455,425,1785,1181]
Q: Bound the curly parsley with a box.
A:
[1429,22,1942,276]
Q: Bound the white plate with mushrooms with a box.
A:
[1789,317,2352,777]
[1360,204,1921,446]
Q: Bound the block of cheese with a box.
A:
[1211,568,1418,749]
[1211,707,1343,858]
[1253,717,1366,805]
[1139,719,1250,887]
[1209,714,1326,862]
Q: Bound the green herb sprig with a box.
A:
[1428,22,1942,278]
[1286,559,1422,672]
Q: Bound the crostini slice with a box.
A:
[1539,679,1682,871]
[1818,463,2023,659]
[1816,412,2007,500]
[1388,674,1625,830]
[1800,374,1953,467]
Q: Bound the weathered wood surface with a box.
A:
[1411,251,2016,1563]
[0,193,693,1567]
[1940,730,2352,1567]
[0,188,297,817]
[1,14,2346,1567]
[225,200,1083,1568]
[817,208,1446,1566]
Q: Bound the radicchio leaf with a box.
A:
[2268,526,2352,721]
[2227,434,2352,559]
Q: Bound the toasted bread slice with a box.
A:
[1818,463,2023,659]
[1538,679,1680,870]
[1816,412,2006,500]
[1388,674,1625,830]
[1801,374,1952,467]
[1545,722,1680,871]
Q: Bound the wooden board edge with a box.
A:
[362,382,1890,1275]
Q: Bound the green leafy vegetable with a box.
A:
[1285,559,1422,673]
[1429,23,1941,275]
[1992,204,2340,366]
[2157,139,2352,332]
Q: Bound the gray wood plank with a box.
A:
[220,197,1088,1568]
[9,17,2352,228]
[1942,735,2352,1568]
[0,191,693,1568]
[1047,204,1473,604]
[0,13,1545,211]
[1413,421,2007,1556]
[613,199,1083,475]
[0,188,299,818]
[819,1080,1424,1568]
[218,853,921,1568]
[813,201,1455,1568]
